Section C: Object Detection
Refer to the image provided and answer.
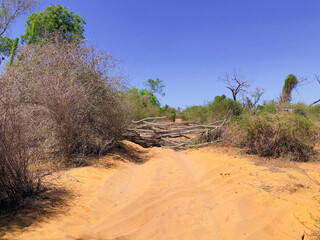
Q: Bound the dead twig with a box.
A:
[126,118,227,149]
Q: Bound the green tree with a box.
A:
[21,4,86,44]
[279,74,298,106]
[208,94,242,117]
[145,78,165,96]
[138,89,161,108]
[0,36,12,56]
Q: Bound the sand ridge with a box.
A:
[1,141,320,240]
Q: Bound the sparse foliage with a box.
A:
[0,74,41,213]
[0,0,38,36]
[145,78,165,96]
[5,40,128,158]
[310,75,320,106]
[0,35,12,56]
[243,87,265,109]
[220,69,250,102]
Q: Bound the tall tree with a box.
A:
[21,4,86,44]
[0,0,38,36]
[144,78,165,96]
[0,0,38,58]
[279,74,298,106]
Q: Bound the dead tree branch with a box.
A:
[125,117,227,149]
[220,69,250,102]
[310,75,320,106]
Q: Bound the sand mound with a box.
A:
[1,142,320,239]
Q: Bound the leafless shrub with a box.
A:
[5,40,129,158]
[0,77,40,213]
[242,87,265,109]
[310,75,320,106]
[220,69,250,102]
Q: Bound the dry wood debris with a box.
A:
[125,117,227,149]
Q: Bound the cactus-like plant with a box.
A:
[8,37,19,66]
[279,74,298,105]
[29,21,36,44]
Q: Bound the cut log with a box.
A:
[125,117,227,149]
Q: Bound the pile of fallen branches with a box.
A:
[125,117,227,149]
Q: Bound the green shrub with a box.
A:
[138,89,161,108]
[207,95,242,120]
[236,113,317,161]
[161,105,176,121]
[258,101,278,113]
[181,95,242,123]
[309,104,320,118]
[125,88,161,120]
[180,106,208,123]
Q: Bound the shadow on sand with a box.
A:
[0,141,151,238]
[0,187,73,238]
[106,141,150,165]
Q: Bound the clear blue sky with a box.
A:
[8,0,320,108]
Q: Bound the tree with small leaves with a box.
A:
[0,35,12,56]
[21,4,86,44]
[144,78,165,96]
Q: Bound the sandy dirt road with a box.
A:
[2,141,320,240]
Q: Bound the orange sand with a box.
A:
[1,141,320,240]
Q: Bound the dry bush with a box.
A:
[0,78,40,213]
[5,40,129,158]
[234,113,317,161]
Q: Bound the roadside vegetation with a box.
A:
[0,3,129,213]
[0,3,177,213]
[180,72,320,163]
[0,4,319,235]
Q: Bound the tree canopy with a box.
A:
[145,78,165,96]
[21,4,86,44]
